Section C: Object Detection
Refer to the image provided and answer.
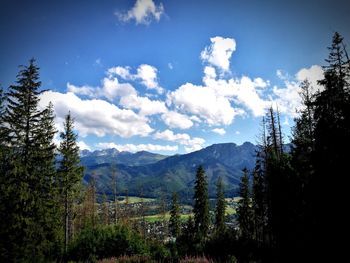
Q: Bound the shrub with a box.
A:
[67,224,149,262]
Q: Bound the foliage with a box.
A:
[214,177,226,235]
[169,192,181,238]
[67,224,149,262]
[193,166,210,244]
[0,59,62,262]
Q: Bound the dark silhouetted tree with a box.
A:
[193,165,209,244]
[214,177,226,234]
[237,168,253,240]
[169,192,181,239]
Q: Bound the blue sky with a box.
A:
[1,0,349,154]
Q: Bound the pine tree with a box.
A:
[237,168,253,240]
[169,192,181,239]
[193,165,209,243]
[0,60,60,261]
[290,79,317,256]
[57,112,84,254]
[310,32,350,260]
[214,177,226,234]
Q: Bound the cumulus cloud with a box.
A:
[97,142,177,152]
[67,77,136,101]
[109,64,163,94]
[201,36,236,72]
[161,110,194,129]
[120,94,167,116]
[116,0,164,25]
[272,65,324,117]
[212,128,226,135]
[168,82,243,125]
[68,70,165,116]
[154,129,205,152]
[39,91,153,138]
[296,65,324,93]
[137,64,163,93]
[78,141,91,151]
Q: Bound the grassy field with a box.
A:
[116,196,156,204]
[143,213,193,223]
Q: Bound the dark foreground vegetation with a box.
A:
[0,32,349,262]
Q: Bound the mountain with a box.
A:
[80,149,168,167]
[82,142,259,200]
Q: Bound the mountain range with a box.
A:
[81,142,260,200]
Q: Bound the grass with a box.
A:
[225,206,236,215]
[116,196,156,204]
[141,213,193,223]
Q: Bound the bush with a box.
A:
[67,224,149,262]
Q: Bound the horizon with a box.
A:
[1,0,349,155]
[81,140,256,155]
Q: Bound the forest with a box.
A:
[0,32,349,262]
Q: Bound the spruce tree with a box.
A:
[58,112,83,253]
[214,177,226,234]
[193,165,209,243]
[169,192,181,239]
[237,168,253,240]
[311,32,350,260]
[0,60,60,261]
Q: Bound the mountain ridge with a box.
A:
[81,142,260,199]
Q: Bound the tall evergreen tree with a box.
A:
[237,168,253,240]
[214,177,226,234]
[193,165,209,244]
[58,112,84,254]
[0,60,60,261]
[310,32,350,260]
[169,192,181,239]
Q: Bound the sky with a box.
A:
[1,0,349,154]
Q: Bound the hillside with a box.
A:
[82,142,258,200]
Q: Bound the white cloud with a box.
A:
[116,0,164,25]
[137,64,163,93]
[161,110,193,129]
[120,94,167,115]
[167,82,243,125]
[67,83,95,97]
[184,141,204,153]
[229,76,270,117]
[78,141,91,151]
[296,65,324,93]
[200,36,236,72]
[235,131,240,135]
[101,77,137,100]
[272,65,324,117]
[68,71,165,116]
[97,142,177,152]
[108,66,132,80]
[212,128,226,135]
[168,63,173,70]
[109,64,163,94]
[39,91,153,138]
[67,77,136,101]
[154,129,205,153]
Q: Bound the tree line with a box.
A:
[235,32,350,262]
[0,59,83,262]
